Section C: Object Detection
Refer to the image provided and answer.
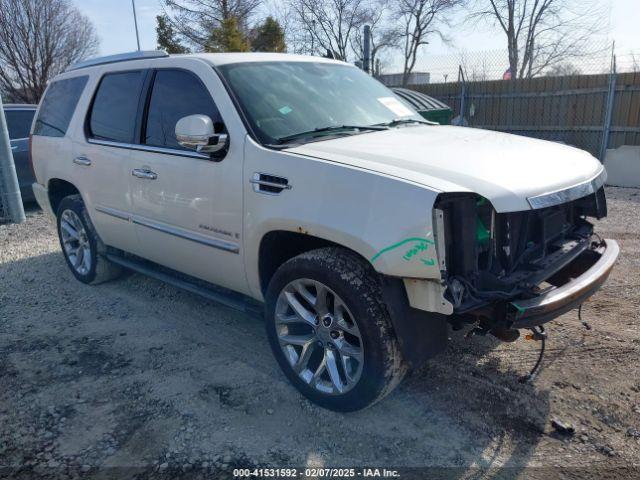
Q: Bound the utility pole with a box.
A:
[363,25,371,74]
[0,95,25,224]
[599,42,617,162]
[132,0,141,51]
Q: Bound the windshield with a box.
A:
[217,61,424,146]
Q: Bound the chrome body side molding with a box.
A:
[94,205,239,253]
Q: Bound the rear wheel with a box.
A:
[265,247,407,411]
[56,195,122,284]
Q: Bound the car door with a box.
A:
[74,70,148,254]
[4,108,36,201]
[128,65,247,295]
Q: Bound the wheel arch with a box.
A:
[257,229,374,297]
[48,178,81,216]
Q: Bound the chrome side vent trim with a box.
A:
[250,172,292,195]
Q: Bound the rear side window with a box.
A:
[34,76,88,137]
[144,70,222,150]
[89,71,145,143]
[5,109,35,139]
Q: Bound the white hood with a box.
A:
[288,125,604,212]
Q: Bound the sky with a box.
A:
[74,0,639,75]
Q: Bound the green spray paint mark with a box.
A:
[511,302,527,319]
[371,236,436,267]
[401,238,435,261]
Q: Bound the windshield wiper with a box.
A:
[276,124,388,144]
[375,118,433,128]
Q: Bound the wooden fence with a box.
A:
[409,71,640,159]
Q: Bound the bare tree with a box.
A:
[0,0,98,104]
[458,50,491,81]
[469,0,606,79]
[289,0,368,60]
[544,62,581,77]
[162,0,262,49]
[394,0,461,86]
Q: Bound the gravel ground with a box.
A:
[0,187,639,479]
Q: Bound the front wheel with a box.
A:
[265,248,407,412]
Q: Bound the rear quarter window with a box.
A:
[88,71,146,143]
[4,109,35,139]
[34,76,88,137]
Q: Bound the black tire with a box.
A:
[265,247,407,412]
[56,195,122,285]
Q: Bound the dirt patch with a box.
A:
[0,189,638,478]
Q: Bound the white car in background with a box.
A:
[30,51,618,411]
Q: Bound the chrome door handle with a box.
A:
[132,168,158,180]
[11,146,18,151]
[73,156,92,166]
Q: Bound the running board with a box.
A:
[105,253,263,317]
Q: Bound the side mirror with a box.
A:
[175,114,228,154]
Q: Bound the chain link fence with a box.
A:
[399,43,640,160]
[0,95,26,225]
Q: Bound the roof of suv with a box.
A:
[189,52,344,66]
[66,50,346,73]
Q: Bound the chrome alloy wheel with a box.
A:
[60,209,92,276]
[275,279,364,395]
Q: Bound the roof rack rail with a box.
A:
[67,50,169,72]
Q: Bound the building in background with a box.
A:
[377,72,430,87]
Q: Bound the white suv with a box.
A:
[30,51,618,411]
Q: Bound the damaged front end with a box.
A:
[435,186,619,335]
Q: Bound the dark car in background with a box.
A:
[4,104,37,202]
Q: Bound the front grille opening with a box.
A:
[436,188,605,312]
